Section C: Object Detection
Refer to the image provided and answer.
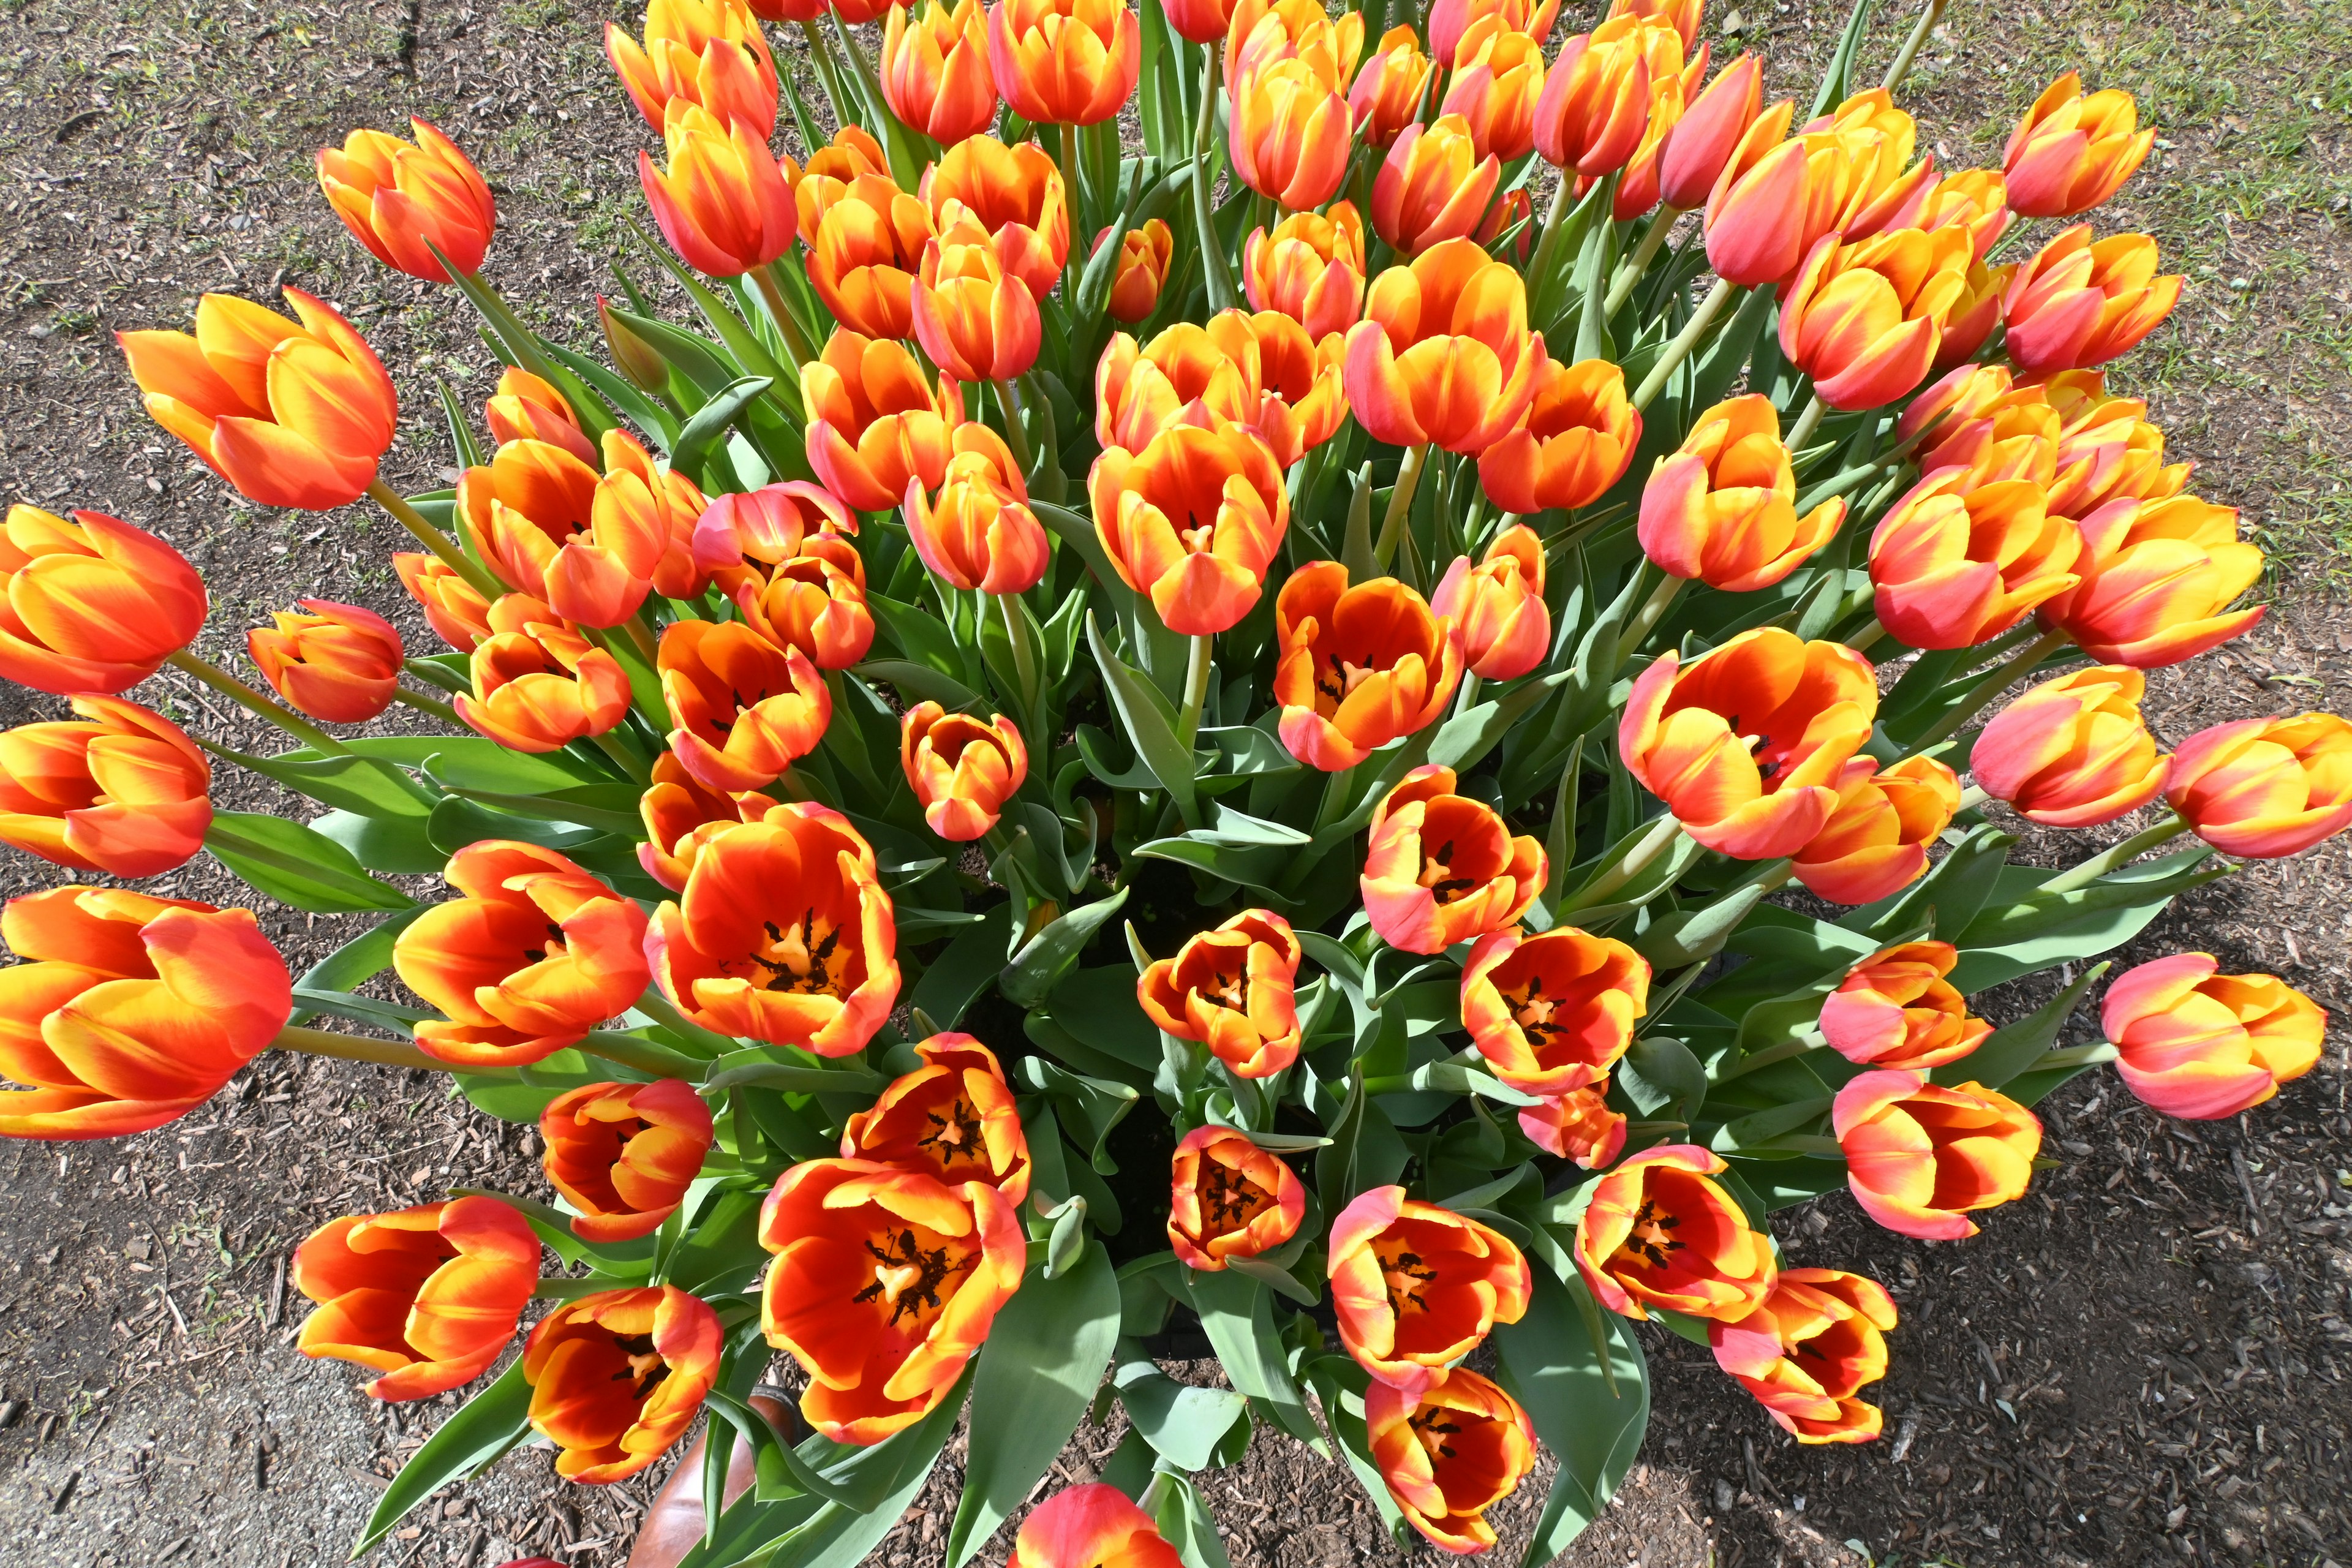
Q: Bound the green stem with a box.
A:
[580,1028,711,1080]
[633,988,740,1057]
[1881,0,1952,92]
[1000,590,1045,743]
[1373,443,1431,569]
[1191,43,1237,312]
[391,686,462,726]
[1178,633,1215,751]
[997,376,1037,483]
[1615,569,1687,664]
[1907,627,2071,750]
[1631,277,1738,411]
[1521,175,1577,322]
[750,264,811,379]
[1957,783,1989,810]
[1558,815,1685,915]
[2037,1042,2120,1071]
[1712,1031,1824,1084]
[274,1024,441,1071]
[167,649,351,755]
[1451,671,1482,720]
[1602,205,1683,317]
[2037,813,2192,897]
[1784,392,1828,453]
[1845,618,1888,655]
[590,727,654,786]
[368,478,503,602]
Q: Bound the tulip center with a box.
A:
[741,913,848,996]
[1616,1198,1686,1271]
[1408,1408,1463,1461]
[1502,974,1571,1047]
[1416,842,1479,905]
[1723,715,1787,783]
[521,920,571,966]
[1199,1159,1275,1233]
[852,1227,973,1325]
[608,1332,671,1397]
[1198,960,1252,1016]
[1314,652,1378,710]
[918,1096,990,1172]
[1377,1242,1441,1317]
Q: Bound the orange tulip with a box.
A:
[606,0,782,137]
[1348,26,1434,151]
[692,480,861,580]
[1364,1370,1537,1554]
[1230,58,1353,211]
[119,287,396,510]
[2039,494,2263,669]
[1361,764,1545,954]
[1868,468,2082,649]
[247,599,404,724]
[1924,258,2012,372]
[1460,924,1648,1096]
[1779,226,1976,410]
[803,172,935,341]
[1805,88,1935,237]
[986,0,1140,126]
[395,552,494,653]
[1328,1186,1531,1395]
[1601,37,1694,221]
[921,134,1070,299]
[637,751,777,892]
[1008,1485,1183,1568]
[484,367,597,466]
[802,331,960,513]
[1970,663,2169,829]
[0,887,290,1140]
[1916,167,2013,262]
[292,1198,539,1401]
[900,703,1029,841]
[456,438,608,612]
[1243,202,1367,341]
[2003,72,2154,219]
[1709,1269,1898,1444]
[788,126,894,240]
[1097,219,1173,322]
[0,696,209,880]
[1431,525,1549,682]
[0,505,203,698]
[648,805,900,1055]
[758,1157,1025,1442]
[541,1079,714,1243]
[316,119,496,282]
[1476,356,1638,516]
[1167,1125,1305,1270]
[1344,239,1545,453]
[1096,311,1344,469]
[2167,714,2352,860]
[455,594,632,753]
[658,620,833,793]
[1473,186,1534,263]
[393,842,651,1068]
[1226,0,1362,86]
[1518,1082,1627,1167]
[1655,51,1760,210]
[2002,226,2182,374]
[1789,753,1960,906]
[1575,1144,1776,1321]
[602,427,716,603]
[1427,0,1557,68]
[1532,14,1659,176]
[1441,19,1545,164]
[639,104,797,279]
[1705,89,1931,292]
[1137,908,1303,1079]
[912,213,1044,382]
[905,448,1050,594]
[882,0,1000,145]
[1090,422,1289,635]
[731,554,877,671]
[1834,1069,2040,1240]
[1819,941,1989,1072]
[842,1033,1030,1202]
[1605,0,1699,44]
[523,1284,722,1482]
[1370,116,1502,257]
[1273,562,1463,771]
[2042,386,2188,521]
[2103,954,2326,1121]
[1896,361,2037,460]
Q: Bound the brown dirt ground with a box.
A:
[0,0,2347,1565]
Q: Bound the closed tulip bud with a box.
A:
[1906,382,2060,491]
[1348,27,1434,150]
[1098,219,1173,321]
[1780,226,1976,410]
[2043,390,2188,521]
[1709,1269,1898,1444]
[1365,1371,1538,1553]
[1090,423,1289,635]
[484,368,596,466]
[1577,1144,1776,1321]
[1096,311,1343,468]
[1244,202,1367,339]
[1896,360,2022,451]
[912,214,1044,383]
[649,804,900,1055]
[1972,663,2168,827]
[1232,58,1356,209]
[247,599,404,724]
[119,287,396,511]
[1520,1082,1627,1167]
[1697,104,1806,288]
[0,697,209,880]
[882,0,999,145]
[1274,563,1463,771]
[394,552,495,653]
[1607,51,1695,222]
[1819,941,1990,1072]
[599,296,676,396]
[2002,225,2182,374]
[637,751,777,892]
[1789,754,1960,907]
[1928,257,2016,373]
[658,620,832,793]
[2003,72,2154,219]
[1362,764,1545,954]
[542,1080,713,1242]
[1917,167,2013,261]
[1158,0,1232,42]
[1330,1186,1531,1394]
[1621,627,1879,860]
[1868,469,2082,649]
[1371,116,1502,257]
[731,555,875,671]
[2040,494,2262,668]
[1441,18,1545,164]
[1460,924,1649,1095]
[0,506,206,696]
[906,449,1050,594]
[1427,0,1557,68]
[900,703,1028,842]
[802,172,934,340]
[0,887,290,1139]
[292,1198,538,1400]
[843,1033,1030,1200]
[2103,954,2324,1121]
[1637,394,1844,592]
[456,438,603,608]
[1533,15,1656,176]
[456,594,633,752]
[1432,524,1549,681]
[1138,909,1303,1079]
[1168,1125,1305,1269]
[316,119,496,282]
[602,423,723,604]
[921,134,1070,298]
[1656,51,1761,210]
[1805,88,1932,237]
[1009,1487,1183,1568]
[1346,239,1545,453]
[1477,355,1639,514]
[801,331,961,513]
[1473,186,1533,262]
[692,481,861,579]
[524,1286,722,1482]
[2166,714,2352,859]
[641,103,797,280]
[1834,1069,2040,1239]
[758,1158,1024,1442]
[606,0,782,137]
[987,0,1140,126]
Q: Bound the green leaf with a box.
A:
[353,1359,532,1555]
[205,812,416,913]
[1150,1471,1238,1568]
[1492,1270,1649,1568]
[1086,612,1198,823]
[671,375,774,486]
[312,808,445,875]
[285,905,431,1028]
[200,743,439,821]
[704,1047,886,1096]
[1948,849,2223,992]
[1184,1267,1324,1449]
[1001,888,1131,1008]
[1846,824,2015,941]
[907,902,1016,1028]
[1616,1034,1708,1120]
[1116,1353,1250,1472]
[1018,1057,1140,1171]
[1428,673,1573,775]
[1934,962,2107,1090]
[1809,0,1879,119]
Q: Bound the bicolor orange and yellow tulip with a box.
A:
[1328,1186,1531,1395]
[542,1079,715,1243]
[293,1197,538,1401]
[0,696,210,879]
[1834,1069,2040,1240]
[1970,664,2169,829]
[1577,1144,1776,1321]
[1361,765,1545,954]
[2166,713,2352,859]
[2102,954,2325,1121]
[842,1032,1031,1201]
[317,119,496,282]
[1637,394,1842,592]
[900,703,1029,841]
[1167,1125,1305,1270]
[1273,563,1463,771]
[1138,909,1304,1079]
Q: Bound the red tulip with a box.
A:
[1360,765,1545,954]
[1867,468,2082,650]
[2001,225,2182,374]
[1007,1485,1183,1568]
[1637,394,1842,592]
[987,0,1140,126]
[0,696,211,879]
[292,1197,538,1400]
[542,1079,715,1242]
[1244,202,1366,340]
[316,119,497,282]
[1090,423,1289,636]
[2003,72,2154,219]
[1364,1370,1537,1553]
[882,0,1001,145]
[843,1032,1030,1200]
[1328,1186,1531,1395]
[1370,116,1502,257]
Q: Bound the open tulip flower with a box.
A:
[987,0,1140,126]
[0,696,211,879]
[1575,1145,1776,1322]
[842,1033,1031,1200]
[907,447,1051,594]
[1834,1071,2041,1239]
[636,751,777,891]
[1090,421,1289,635]
[659,620,834,791]
[292,1198,540,1401]
[1709,1269,1898,1444]
[541,1079,715,1242]
[1972,664,2170,828]
[1362,765,1545,953]
[804,331,968,513]
[1245,202,1368,339]
[882,0,1000,145]
[1637,395,1843,592]
[1460,924,1649,1096]
[1346,239,1545,453]
[523,1284,723,1482]
[2166,713,2352,859]
[0,505,207,697]
[606,0,781,137]
[247,599,404,723]
[693,481,859,581]
[456,594,635,752]
[731,553,878,669]
[1167,1125,1305,1269]
[1868,467,2083,649]
[1273,562,1463,770]
[1329,1186,1531,1395]
[2102,954,2324,1121]
[1138,908,1304,1079]
[2003,71,2154,219]
[1779,226,1975,410]
[1819,941,1991,1072]
[1790,753,1961,905]
[1365,1370,1538,1553]
[316,119,497,283]
[804,173,936,341]
[1009,1485,1183,1568]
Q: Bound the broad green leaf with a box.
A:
[285,905,431,1028]
[1934,962,2106,1090]
[200,742,437,820]
[907,902,1016,1028]
[1087,611,1199,822]
[205,812,415,913]
[1184,1267,1323,1450]
[1492,1270,1649,1568]
[1002,887,1131,1007]
[353,1359,532,1555]
[671,375,774,486]
[1117,1354,1249,1472]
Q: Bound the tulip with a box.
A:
[0,696,210,879]
[842,1033,1030,1201]
[1473,186,1534,263]
[921,134,1070,299]
[1442,20,1545,164]
[2003,72,2154,219]
[788,126,895,239]
[639,104,797,279]
[1272,563,1463,771]
[803,173,936,341]
[484,367,597,466]
[1635,394,1841,592]
[0,887,290,1139]
[905,449,1050,595]
[1518,1083,1627,1167]
[1604,44,1694,221]
[1779,226,1976,410]
[1970,663,2169,829]
[1789,754,1961,906]
[648,804,901,1056]
[2043,390,2188,521]
[1090,423,1289,636]
[883,0,1000,145]
[1137,909,1303,1079]
[1709,1269,1898,1444]
[1008,1485,1183,1568]
[542,1080,714,1243]
[2040,494,2263,668]
[1364,1370,1537,1553]
[395,552,494,653]
[1656,51,1760,211]
[1328,1186,1531,1395]
[606,0,782,137]
[316,119,496,282]
[1226,59,1352,213]
[455,594,633,753]
[1226,0,1362,86]
[2002,226,2182,374]
[1868,469,2082,649]
[912,214,1044,383]
[802,331,961,513]
[1575,1144,1776,1321]
[1370,116,1502,257]
[1098,219,1173,321]
[2103,954,2325,1121]
[1907,394,2060,494]
[1896,361,2031,456]
[247,599,404,724]
[1696,104,1807,289]
[731,554,877,671]
[638,752,777,892]
[1532,15,1658,176]
[1348,26,1434,150]
[2166,714,2352,860]
[1361,765,1545,954]
[393,842,650,1068]
[1096,312,1344,469]
[601,428,717,604]
[693,481,861,580]
[292,1197,539,1401]
[1806,88,1933,238]
[987,0,1140,126]
[900,702,1029,842]
[1476,356,1638,516]
[1930,258,2015,372]
[1431,525,1550,682]
[1244,202,1367,340]
[524,1285,722,1482]
[455,438,605,609]
[1427,0,1557,68]
[1607,0,1700,42]
[1621,627,1879,859]
[658,620,834,793]
[1159,0,1232,43]
[1345,239,1545,453]
[1168,1125,1305,1269]
[1818,941,1989,1072]
[1460,924,1649,1095]
[758,1157,1025,1442]
[1834,1069,2040,1239]
[119,288,397,511]
[1917,167,2013,262]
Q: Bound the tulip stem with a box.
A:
[1907,626,2072,750]
[1191,43,1240,312]
[1784,393,1828,453]
[1602,205,1684,317]
[997,377,1038,484]
[580,1028,712,1080]
[1523,176,1579,323]
[1631,277,1737,412]
[1845,617,1889,655]
[1373,443,1431,569]
[1957,783,1989,811]
[1616,568,1687,664]
[1178,633,1215,751]
[1452,672,1482,720]
[391,686,462,726]
[166,649,352,756]
[1881,0,1952,94]
[589,727,655,786]
[750,265,810,380]
[368,480,505,603]
[2038,813,2193,897]
[273,1024,442,1072]
[633,989,740,1058]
